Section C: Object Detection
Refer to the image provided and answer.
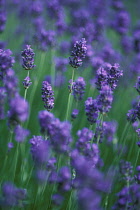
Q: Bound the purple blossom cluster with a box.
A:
[69,38,87,68]
[21,45,35,70]
[69,77,86,101]
[38,110,72,153]
[41,80,55,111]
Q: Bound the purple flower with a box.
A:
[3,68,18,99]
[71,109,79,120]
[14,125,30,142]
[119,160,133,182]
[85,97,99,124]
[78,188,101,210]
[96,63,123,91]
[21,45,35,70]
[22,76,32,89]
[97,85,113,113]
[103,121,118,143]
[69,38,87,68]
[0,11,6,33]
[38,110,72,153]
[69,77,86,101]
[0,49,15,80]
[57,166,71,192]
[55,57,68,72]
[8,95,29,126]
[135,77,140,94]
[30,136,50,164]
[1,182,27,207]
[41,80,55,111]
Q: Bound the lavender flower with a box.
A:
[41,80,54,111]
[30,136,50,164]
[71,109,79,120]
[97,85,113,113]
[14,125,30,142]
[0,11,6,33]
[103,121,118,143]
[135,77,140,94]
[95,63,123,91]
[119,160,133,182]
[22,76,32,89]
[0,49,15,80]
[69,38,87,68]
[0,182,27,207]
[85,97,99,124]
[69,77,86,100]
[57,166,71,192]
[38,110,72,153]
[8,95,29,127]
[3,68,18,98]
[21,45,35,70]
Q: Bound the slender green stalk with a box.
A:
[66,69,75,121]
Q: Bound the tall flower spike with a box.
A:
[41,81,55,111]
[21,45,35,70]
[69,38,87,68]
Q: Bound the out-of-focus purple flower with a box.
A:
[46,157,56,171]
[0,11,6,33]
[38,110,72,153]
[71,109,79,120]
[135,77,140,94]
[127,101,140,123]
[119,160,133,182]
[21,45,35,70]
[57,166,71,192]
[121,35,132,53]
[76,128,99,167]
[52,194,64,206]
[111,10,130,35]
[38,110,54,134]
[0,49,15,80]
[97,85,113,113]
[36,169,48,183]
[35,29,56,51]
[69,77,86,101]
[93,121,105,143]
[41,80,54,111]
[14,125,29,142]
[135,166,140,184]
[133,29,140,53]
[30,136,50,164]
[69,38,87,68]
[95,66,108,90]
[111,0,124,10]
[85,97,99,124]
[55,57,68,72]
[22,76,32,89]
[103,121,118,143]
[3,68,18,98]
[8,95,29,126]
[0,41,6,49]
[0,182,27,207]
[31,1,43,17]
[78,187,101,210]
[137,141,140,147]
[0,87,6,119]
[7,142,14,151]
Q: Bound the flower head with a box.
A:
[21,45,35,70]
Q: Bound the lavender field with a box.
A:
[0,0,140,209]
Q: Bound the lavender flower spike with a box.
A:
[41,80,55,111]
[21,45,35,70]
[69,38,87,68]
